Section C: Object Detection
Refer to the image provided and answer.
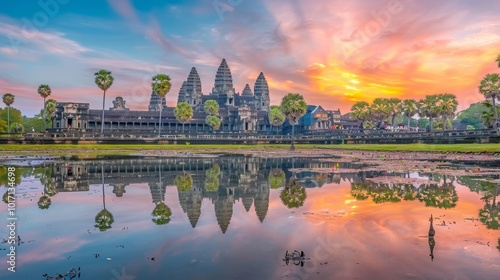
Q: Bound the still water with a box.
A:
[0,156,499,279]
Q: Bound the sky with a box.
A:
[1,0,500,117]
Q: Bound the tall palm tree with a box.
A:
[268,105,286,135]
[350,101,370,130]
[436,93,458,130]
[94,69,114,135]
[45,99,57,129]
[419,95,440,131]
[37,85,51,132]
[174,102,193,132]
[2,93,14,134]
[370,98,391,128]
[280,93,307,150]
[478,73,499,127]
[387,98,402,126]
[203,100,219,116]
[401,99,418,129]
[151,74,172,137]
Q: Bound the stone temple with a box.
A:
[54,58,351,133]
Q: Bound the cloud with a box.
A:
[0,21,91,57]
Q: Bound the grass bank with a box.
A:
[0,143,499,156]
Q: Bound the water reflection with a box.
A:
[3,157,499,279]
[40,157,335,233]
[350,175,458,209]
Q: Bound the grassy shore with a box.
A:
[0,143,499,157]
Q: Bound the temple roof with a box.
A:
[242,84,253,96]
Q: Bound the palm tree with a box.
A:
[482,101,499,128]
[94,69,114,135]
[280,93,307,150]
[350,101,370,130]
[2,93,14,134]
[37,85,51,132]
[151,74,172,137]
[370,98,392,128]
[478,73,499,127]
[174,102,193,132]
[419,95,440,131]
[204,100,219,116]
[401,99,418,129]
[45,99,57,129]
[268,105,286,135]
[436,94,458,130]
[205,115,221,132]
[387,98,402,127]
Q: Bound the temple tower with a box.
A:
[148,91,167,111]
[177,81,187,104]
[212,58,235,96]
[254,72,270,112]
[184,67,203,110]
[242,84,253,96]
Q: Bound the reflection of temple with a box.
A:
[50,156,344,232]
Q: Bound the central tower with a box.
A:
[211,58,235,96]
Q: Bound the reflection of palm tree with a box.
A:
[37,195,51,210]
[205,163,221,192]
[151,162,172,225]
[428,236,436,262]
[280,178,307,209]
[268,168,286,189]
[95,165,114,231]
[479,204,499,230]
[497,238,500,252]
[175,172,193,192]
[3,191,10,204]
[350,182,370,201]
[152,202,172,225]
[40,167,57,197]
[416,183,458,209]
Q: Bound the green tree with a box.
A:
[268,105,286,134]
[370,98,391,127]
[205,115,221,132]
[453,102,489,129]
[401,99,418,129]
[45,99,57,129]
[280,177,307,208]
[268,168,286,189]
[205,163,221,191]
[419,95,441,131]
[387,98,402,126]
[482,101,500,128]
[152,74,172,137]
[436,93,458,130]
[151,202,172,225]
[0,107,22,133]
[2,93,14,134]
[23,115,44,133]
[478,73,499,127]
[94,69,114,135]
[37,84,51,132]
[174,102,193,132]
[280,93,307,150]
[2,191,9,204]
[204,100,219,116]
[350,101,371,129]
[174,172,193,192]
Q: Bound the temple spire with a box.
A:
[212,58,235,95]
